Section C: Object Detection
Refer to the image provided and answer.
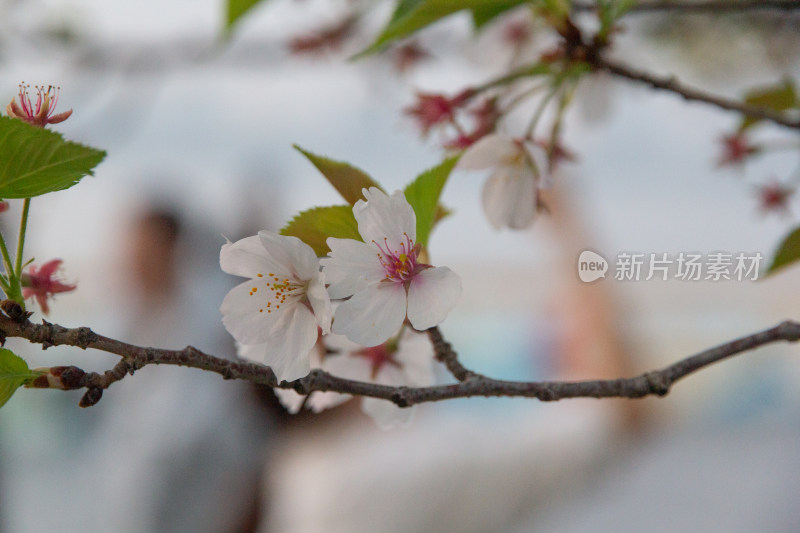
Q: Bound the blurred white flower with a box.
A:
[321,188,461,346]
[275,329,435,429]
[220,231,331,381]
[457,133,540,230]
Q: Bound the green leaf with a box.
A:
[225,0,267,33]
[404,156,458,248]
[471,1,529,29]
[766,225,800,275]
[739,79,799,131]
[597,0,636,40]
[281,205,361,256]
[0,116,105,198]
[293,145,384,205]
[0,349,38,409]
[357,0,528,58]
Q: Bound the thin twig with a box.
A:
[592,55,800,130]
[3,309,799,408]
[427,326,484,382]
[574,1,800,14]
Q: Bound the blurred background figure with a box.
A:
[1,203,274,533]
[82,204,272,533]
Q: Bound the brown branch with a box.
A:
[574,1,800,14]
[589,55,800,130]
[5,308,800,408]
[427,326,484,382]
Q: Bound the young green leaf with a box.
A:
[471,1,530,29]
[0,116,106,198]
[293,145,384,205]
[766,225,800,275]
[739,79,798,131]
[281,205,362,256]
[404,156,458,248]
[357,0,528,58]
[225,0,268,34]
[0,349,39,409]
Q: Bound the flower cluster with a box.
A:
[220,188,461,426]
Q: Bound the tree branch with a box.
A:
[4,307,800,409]
[574,1,800,14]
[427,326,484,382]
[590,55,800,130]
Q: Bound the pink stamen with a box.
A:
[8,83,71,127]
[372,232,419,282]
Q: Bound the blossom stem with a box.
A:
[472,62,553,95]
[15,198,30,279]
[0,230,20,302]
[545,80,575,151]
[499,83,546,118]
[524,83,560,139]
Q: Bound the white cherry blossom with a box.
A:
[320,188,461,346]
[220,231,331,381]
[457,133,540,230]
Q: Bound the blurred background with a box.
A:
[1,0,800,531]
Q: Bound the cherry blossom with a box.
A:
[404,90,473,137]
[21,259,77,315]
[321,188,461,346]
[718,132,759,166]
[457,133,540,230]
[757,180,794,215]
[220,231,331,381]
[391,41,430,73]
[6,83,72,128]
[275,329,435,429]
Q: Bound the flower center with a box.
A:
[249,272,305,314]
[16,83,60,120]
[353,344,401,379]
[372,232,419,282]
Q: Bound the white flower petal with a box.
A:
[274,386,351,414]
[307,390,352,413]
[332,281,407,346]
[394,329,436,387]
[220,280,284,344]
[324,351,373,383]
[238,304,319,381]
[259,231,320,281]
[362,397,415,430]
[321,238,385,299]
[273,388,306,414]
[220,235,276,279]
[271,342,351,413]
[406,266,462,330]
[306,272,332,334]
[482,165,537,230]
[353,188,416,247]
[457,134,521,170]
